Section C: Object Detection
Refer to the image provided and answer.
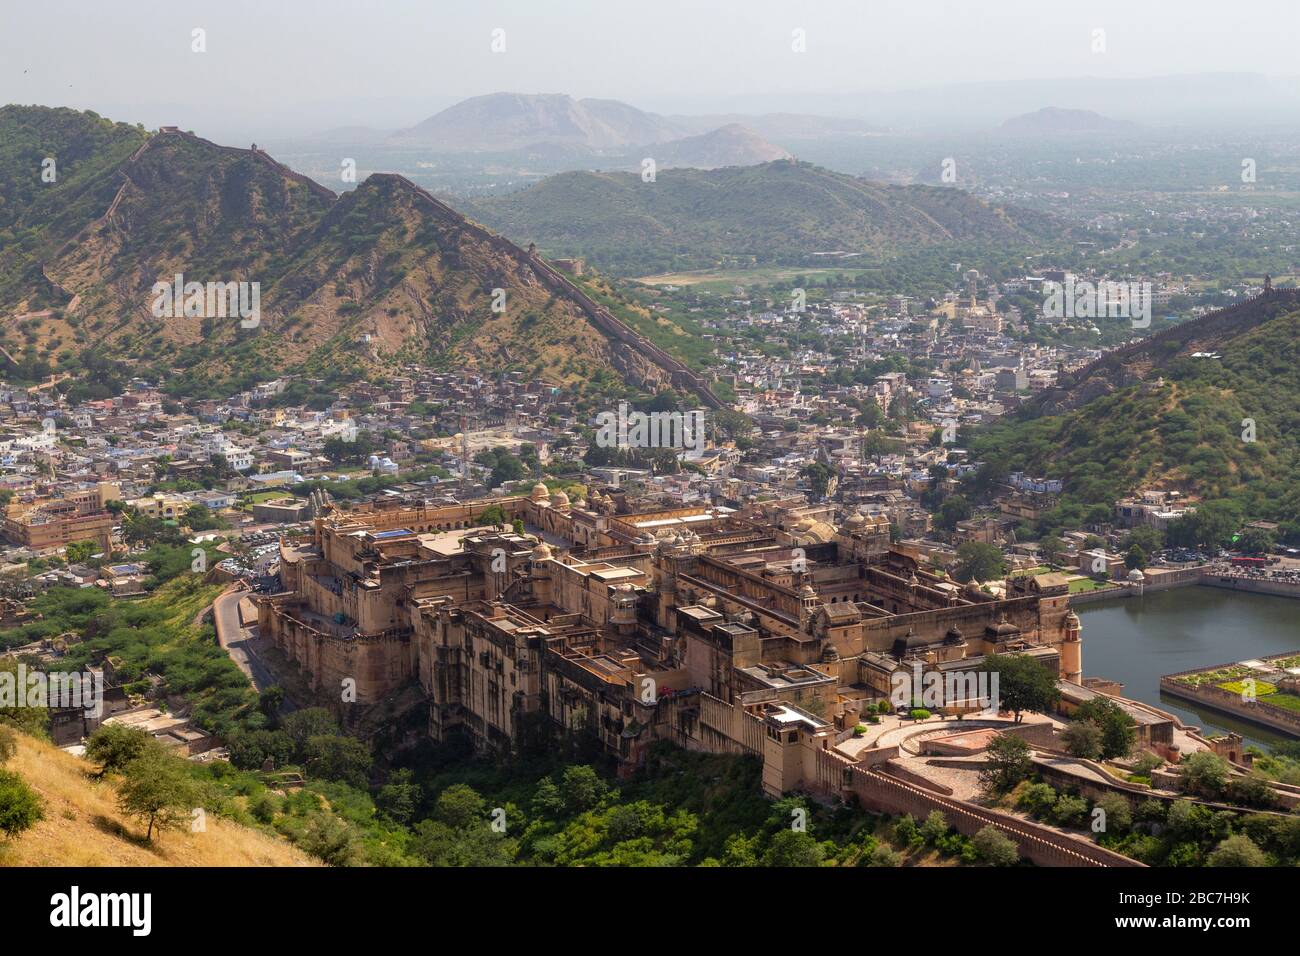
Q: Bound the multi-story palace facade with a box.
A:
[260,484,1082,794]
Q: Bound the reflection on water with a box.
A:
[1077,586,1300,749]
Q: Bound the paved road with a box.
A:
[213,587,285,703]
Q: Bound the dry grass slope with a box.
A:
[0,733,316,867]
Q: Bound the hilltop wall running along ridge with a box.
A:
[374,173,725,410]
[1038,283,1300,412]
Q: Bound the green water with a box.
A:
[1077,586,1300,749]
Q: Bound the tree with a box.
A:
[1206,833,1266,867]
[1039,535,1066,568]
[920,810,950,844]
[477,504,507,529]
[323,432,376,466]
[85,724,151,778]
[954,542,1005,583]
[1124,545,1147,571]
[971,825,1018,866]
[0,769,43,839]
[936,495,972,532]
[801,462,832,499]
[116,747,196,842]
[64,539,100,564]
[1061,720,1104,760]
[1181,751,1230,798]
[258,686,285,724]
[376,768,420,826]
[1051,794,1089,827]
[435,784,486,829]
[300,813,361,866]
[1074,698,1137,759]
[408,817,515,867]
[981,654,1060,721]
[183,504,225,532]
[1094,793,1132,833]
[979,734,1033,795]
[0,661,47,737]
[304,735,372,788]
[762,829,825,867]
[530,777,565,818]
[227,729,294,771]
[281,708,338,757]
[1122,526,1163,556]
[1237,527,1276,556]
[1225,773,1277,809]
[560,765,609,814]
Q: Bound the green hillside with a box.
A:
[0,106,686,397]
[969,307,1300,537]
[473,160,1059,275]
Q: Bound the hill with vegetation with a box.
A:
[0,105,699,397]
[0,730,316,866]
[471,160,1060,275]
[968,295,1300,538]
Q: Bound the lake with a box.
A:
[1077,586,1300,749]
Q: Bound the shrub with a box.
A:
[84,724,152,777]
[1061,720,1104,760]
[249,792,282,825]
[1013,781,1057,817]
[1206,834,1267,867]
[909,708,931,721]
[971,825,1019,865]
[919,810,949,844]
[1051,794,1089,827]
[1181,751,1230,798]
[0,769,43,838]
[1094,793,1133,834]
[866,844,901,867]
[894,813,919,846]
[979,734,1033,795]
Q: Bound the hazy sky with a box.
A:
[3,0,1298,136]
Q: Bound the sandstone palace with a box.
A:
[259,487,1083,797]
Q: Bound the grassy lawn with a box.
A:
[243,491,289,504]
[1219,679,1277,696]
[1011,565,1051,577]
[1068,577,1115,594]
[1262,693,1300,713]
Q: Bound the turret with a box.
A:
[1060,609,1082,685]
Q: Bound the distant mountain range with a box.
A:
[469,160,1058,274]
[313,92,866,170]
[999,107,1138,135]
